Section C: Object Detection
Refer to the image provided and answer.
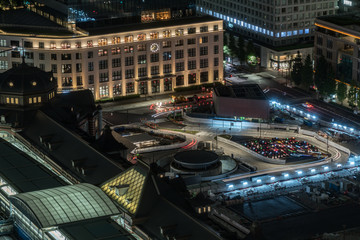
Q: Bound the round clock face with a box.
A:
[150,43,160,52]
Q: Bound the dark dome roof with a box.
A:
[0,61,56,95]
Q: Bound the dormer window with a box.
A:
[8,82,14,87]
[32,81,37,86]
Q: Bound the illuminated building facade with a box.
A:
[314,14,360,83]
[0,16,223,101]
[196,0,337,69]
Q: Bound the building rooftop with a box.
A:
[0,9,74,37]
[214,84,267,100]
[317,14,360,27]
[9,183,120,229]
[20,110,124,185]
[59,218,135,240]
[102,163,223,240]
[0,138,66,193]
[0,61,55,95]
[78,15,221,35]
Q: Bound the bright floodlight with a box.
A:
[270,176,275,181]
[350,128,354,131]
[324,166,329,170]
[350,161,355,165]
[293,107,296,111]
[337,164,342,168]
[311,169,316,173]
[307,113,310,118]
[300,110,303,114]
[284,173,289,177]
[256,179,261,183]
[338,124,342,128]
[297,171,302,175]
[312,116,316,119]
[333,123,338,127]
[344,126,347,130]
[243,181,248,186]
[228,184,234,189]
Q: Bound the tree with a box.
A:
[315,56,336,98]
[246,40,256,57]
[246,40,256,65]
[301,54,313,90]
[314,55,328,97]
[336,77,347,105]
[326,64,337,97]
[228,34,237,63]
[347,79,357,108]
[223,33,229,47]
[291,51,303,86]
[236,36,246,64]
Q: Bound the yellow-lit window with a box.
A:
[149,32,159,39]
[125,35,133,43]
[38,96,41,103]
[10,98,14,104]
[6,97,9,104]
[198,208,201,214]
[29,98,32,104]
[207,206,211,212]
[15,98,18,104]
[33,97,37,104]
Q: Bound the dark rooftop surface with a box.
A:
[214,84,267,100]
[0,138,66,193]
[124,133,156,143]
[0,9,61,27]
[230,196,306,221]
[60,218,135,240]
[42,90,96,126]
[20,110,123,185]
[317,13,360,27]
[174,150,219,165]
[0,62,55,95]
[0,9,73,36]
[78,15,221,35]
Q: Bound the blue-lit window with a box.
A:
[293,30,298,35]
[200,7,203,12]
[227,16,229,21]
[299,29,303,34]
[271,31,274,37]
[241,21,244,26]
[255,26,258,32]
[209,10,212,15]
[267,30,270,35]
[287,31,292,36]
[276,32,280,37]
[281,32,286,37]
[305,28,310,34]
[244,23,248,28]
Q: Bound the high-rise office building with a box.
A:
[37,0,195,22]
[197,0,338,70]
